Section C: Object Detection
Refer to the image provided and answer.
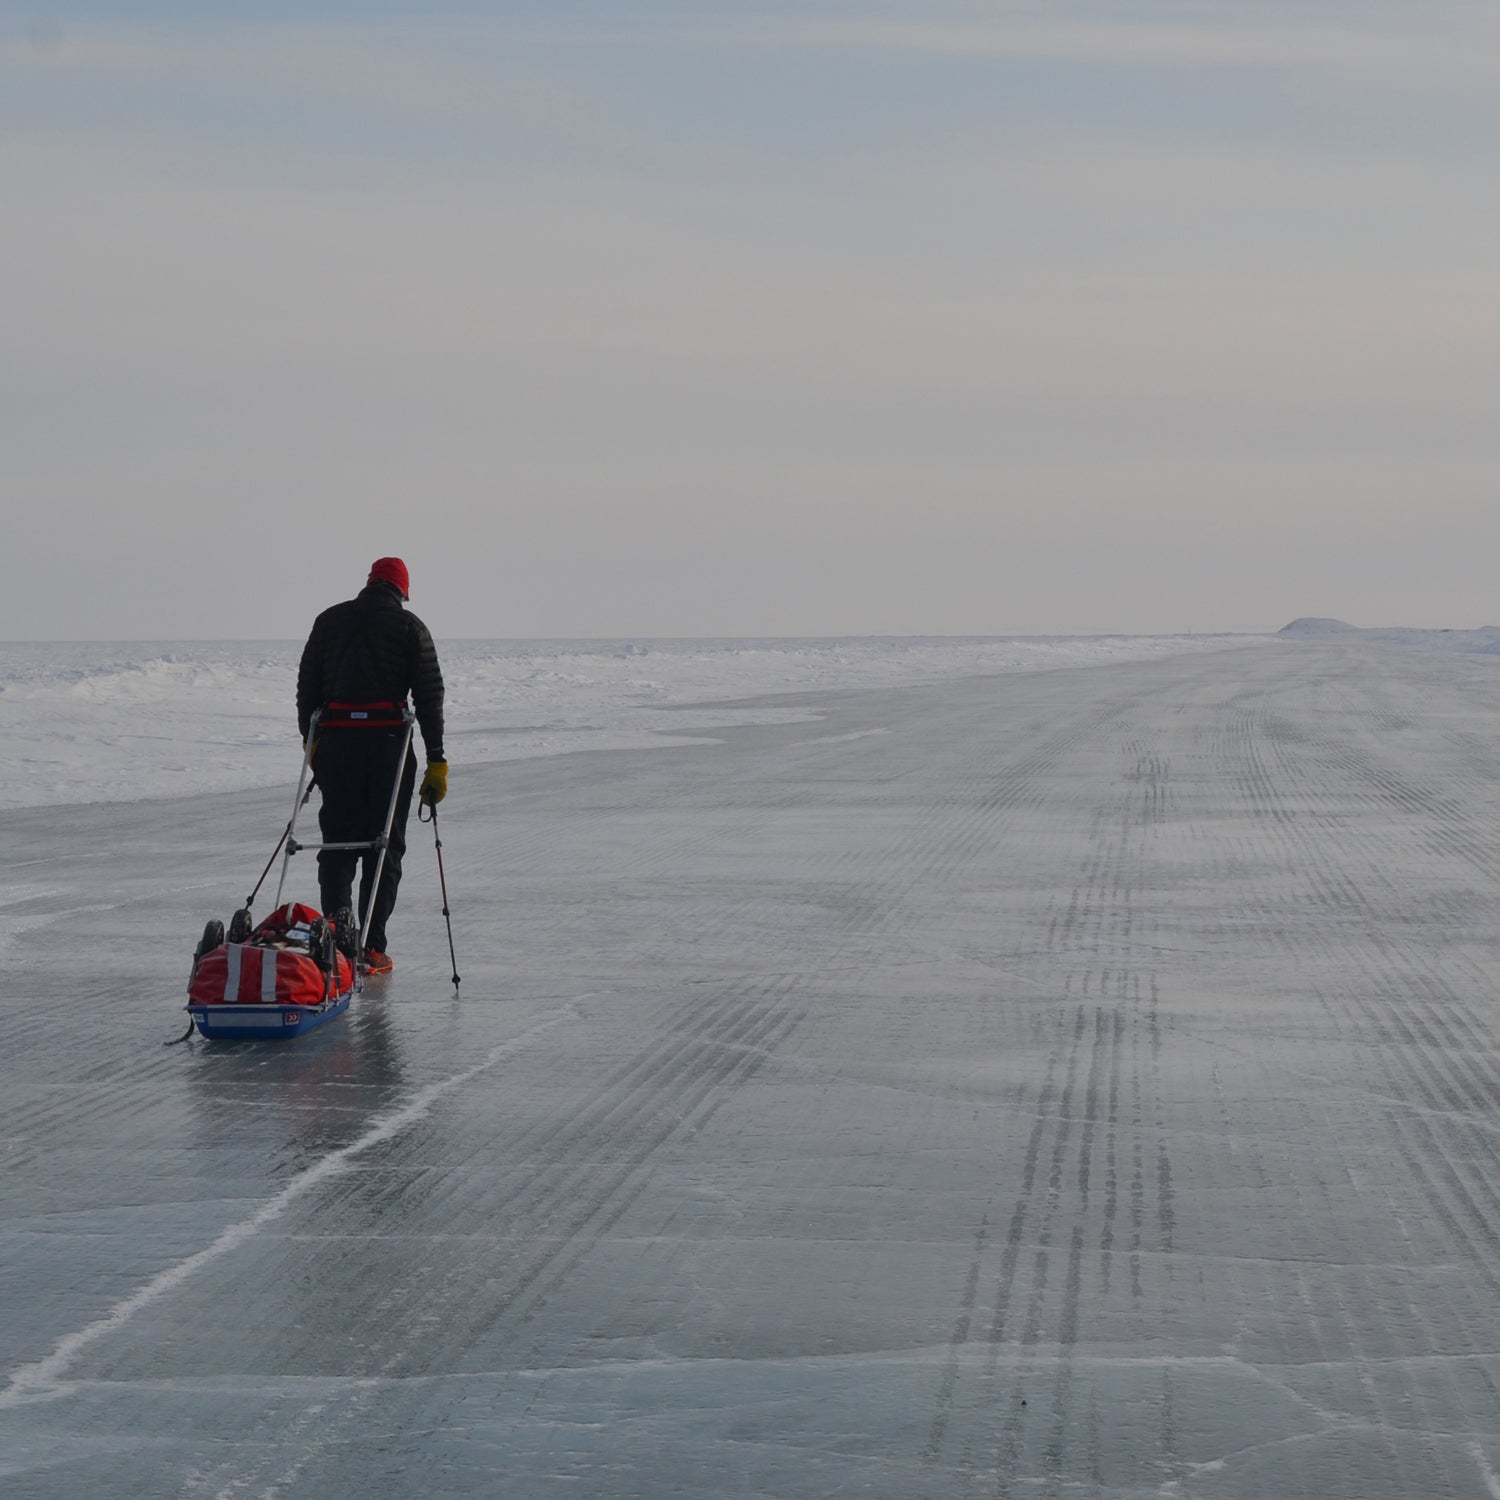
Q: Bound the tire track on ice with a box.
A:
[918,690,1185,1494]
[1224,680,1500,1496]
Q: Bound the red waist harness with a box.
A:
[319,700,407,728]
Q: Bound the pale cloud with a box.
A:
[25,7,1497,91]
[716,9,1500,90]
[11,6,1500,128]
[0,22,647,168]
[10,129,1496,405]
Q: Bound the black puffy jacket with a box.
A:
[297,581,445,758]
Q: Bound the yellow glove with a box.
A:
[419,758,448,806]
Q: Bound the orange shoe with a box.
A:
[362,949,394,975]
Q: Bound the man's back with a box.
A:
[297,581,444,756]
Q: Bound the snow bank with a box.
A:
[1279,619,1500,654]
[0,634,1270,810]
[1278,617,1361,637]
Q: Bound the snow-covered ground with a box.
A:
[0,633,1270,810]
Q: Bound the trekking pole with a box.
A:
[420,800,460,990]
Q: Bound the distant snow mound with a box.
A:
[1278,618,1358,637]
[1277,619,1500,658]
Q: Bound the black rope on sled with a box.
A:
[168,777,321,1048]
[244,777,317,912]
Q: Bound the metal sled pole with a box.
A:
[358,712,416,955]
[273,711,321,909]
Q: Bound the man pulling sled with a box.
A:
[181,558,451,1040]
[296,556,448,974]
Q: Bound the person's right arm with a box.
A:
[296,617,324,743]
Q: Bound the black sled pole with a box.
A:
[420,800,460,991]
[238,780,315,918]
[244,777,316,912]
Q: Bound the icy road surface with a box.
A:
[8,641,1500,1496]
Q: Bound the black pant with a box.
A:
[315,729,417,953]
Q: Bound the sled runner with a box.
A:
[178,705,415,1041]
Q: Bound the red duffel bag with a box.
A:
[188,903,353,1007]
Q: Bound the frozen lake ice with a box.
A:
[8,638,1500,1495]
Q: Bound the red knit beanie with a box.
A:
[368,557,410,599]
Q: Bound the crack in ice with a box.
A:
[0,1008,576,1410]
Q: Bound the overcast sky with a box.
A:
[6,1,1500,639]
